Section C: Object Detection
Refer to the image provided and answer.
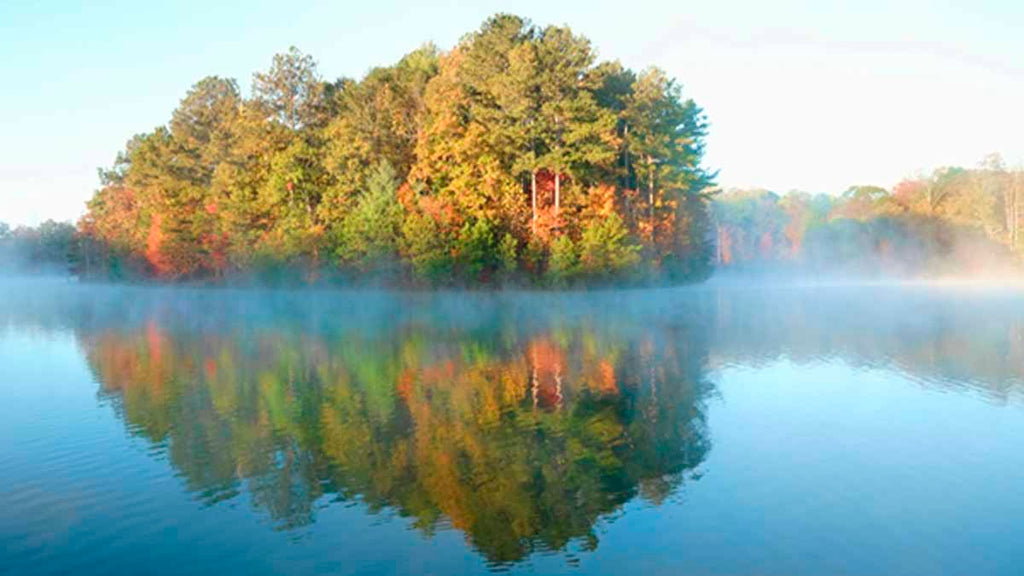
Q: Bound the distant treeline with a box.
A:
[71,14,714,287]
[713,154,1024,275]
[0,220,76,274]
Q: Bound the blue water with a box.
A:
[1,281,1022,575]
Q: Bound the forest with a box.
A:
[4,14,1022,284]
[66,14,714,286]
[713,155,1024,276]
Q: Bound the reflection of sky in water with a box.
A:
[570,360,1024,576]
[1,283,1023,575]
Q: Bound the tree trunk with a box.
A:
[554,172,560,215]
[623,124,630,190]
[1004,174,1017,249]
[648,157,655,235]
[1006,188,1014,247]
[531,170,537,234]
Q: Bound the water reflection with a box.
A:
[74,293,712,565]
[3,280,1024,568]
[706,286,1024,403]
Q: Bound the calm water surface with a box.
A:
[1,280,1022,575]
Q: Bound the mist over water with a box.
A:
[2,278,1023,574]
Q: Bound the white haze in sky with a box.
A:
[1,0,1022,225]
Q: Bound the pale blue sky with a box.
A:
[2,0,1023,225]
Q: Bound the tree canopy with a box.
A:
[76,14,714,286]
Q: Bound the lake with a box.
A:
[1,280,1022,575]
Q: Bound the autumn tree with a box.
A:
[78,14,716,286]
[322,45,439,223]
[252,47,329,131]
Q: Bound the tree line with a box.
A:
[10,14,1021,283]
[69,14,714,286]
[0,220,76,274]
[713,154,1024,275]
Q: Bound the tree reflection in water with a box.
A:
[7,282,1020,566]
[80,296,713,565]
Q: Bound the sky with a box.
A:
[2,0,1023,226]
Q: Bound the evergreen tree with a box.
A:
[337,161,405,272]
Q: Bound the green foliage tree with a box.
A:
[546,235,578,286]
[252,47,329,131]
[622,69,711,251]
[532,25,617,215]
[497,232,518,282]
[578,213,640,280]
[402,210,453,284]
[455,218,498,282]
[323,46,439,217]
[337,161,405,272]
